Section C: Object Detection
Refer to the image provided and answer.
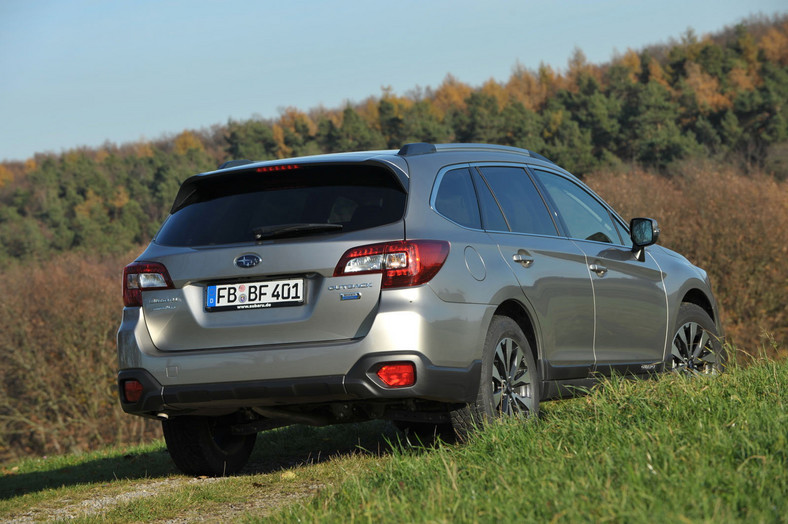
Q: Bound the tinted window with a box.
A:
[434,168,482,229]
[613,220,632,247]
[479,166,557,236]
[156,165,406,246]
[532,169,621,244]
[471,170,509,232]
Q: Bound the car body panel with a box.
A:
[575,240,669,374]
[137,227,405,351]
[490,232,596,379]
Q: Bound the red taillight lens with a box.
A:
[376,362,416,388]
[123,380,144,403]
[256,164,300,173]
[334,240,450,288]
[122,261,174,307]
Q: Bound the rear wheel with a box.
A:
[451,316,540,438]
[162,415,257,476]
[671,303,725,375]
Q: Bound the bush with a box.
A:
[587,158,788,356]
[0,250,158,462]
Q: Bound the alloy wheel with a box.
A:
[492,337,534,415]
[671,321,721,375]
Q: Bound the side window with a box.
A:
[471,170,509,232]
[532,169,622,244]
[434,168,482,229]
[613,220,632,248]
[478,166,557,236]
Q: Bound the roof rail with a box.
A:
[398,143,554,164]
[435,143,553,162]
[397,143,437,156]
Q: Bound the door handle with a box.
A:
[589,264,608,276]
[512,254,534,268]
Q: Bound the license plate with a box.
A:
[206,279,304,311]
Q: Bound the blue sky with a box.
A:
[1,0,785,162]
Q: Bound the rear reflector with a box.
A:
[123,380,144,403]
[122,261,174,307]
[376,362,416,388]
[334,240,450,288]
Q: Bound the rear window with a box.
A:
[155,164,406,247]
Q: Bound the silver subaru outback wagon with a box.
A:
[117,143,724,475]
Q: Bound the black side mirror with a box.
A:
[630,218,660,261]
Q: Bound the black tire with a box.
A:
[162,415,257,476]
[451,315,540,438]
[670,303,726,375]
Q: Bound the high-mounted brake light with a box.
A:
[123,261,174,307]
[256,164,300,173]
[334,240,450,288]
[376,362,416,388]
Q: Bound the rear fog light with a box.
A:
[376,362,416,387]
[123,380,144,403]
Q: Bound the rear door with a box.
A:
[473,165,596,380]
[140,162,407,351]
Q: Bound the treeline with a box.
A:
[0,15,787,262]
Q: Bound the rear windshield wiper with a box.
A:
[252,223,343,240]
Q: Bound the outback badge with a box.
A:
[235,254,262,269]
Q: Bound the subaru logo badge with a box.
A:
[235,254,261,269]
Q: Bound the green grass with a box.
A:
[0,421,397,522]
[268,357,788,523]
[2,357,786,523]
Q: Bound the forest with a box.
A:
[1,16,787,262]
[0,15,787,460]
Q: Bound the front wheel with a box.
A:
[671,303,725,376]
[451,316,540,437]
[162,415,257,476]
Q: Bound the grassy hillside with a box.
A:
[0,356,784,522]
[272,356,787,523]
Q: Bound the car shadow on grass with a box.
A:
[1,420,416,500]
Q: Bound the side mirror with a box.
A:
[630,218,660,261]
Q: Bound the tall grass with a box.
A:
[270,356,788,523]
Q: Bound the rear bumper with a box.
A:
[117,285,492,417]
[118,352,481,417]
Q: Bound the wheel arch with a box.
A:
[681,288,715,323]
[492,299,540,373]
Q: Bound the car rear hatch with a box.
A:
[135,160,408,351]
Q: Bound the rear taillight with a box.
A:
[334,240,450,288]
[122,261,174,307]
